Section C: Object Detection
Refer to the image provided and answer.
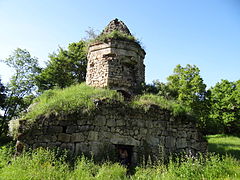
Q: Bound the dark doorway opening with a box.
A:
[115,144,133,167]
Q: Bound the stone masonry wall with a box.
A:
[18,100,207,165]
[86,39,145,95]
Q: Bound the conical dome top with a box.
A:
[102,18,131,35]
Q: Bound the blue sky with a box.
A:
[0,0,239,88]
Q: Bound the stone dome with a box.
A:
[102,18,131,35]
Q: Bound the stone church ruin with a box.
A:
[14,19,207,166]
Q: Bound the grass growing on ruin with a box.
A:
[132,94,190,116]
[93,30,139,44]
[0,145,240,180]
[24,83,124,121]
[21,84,189,123]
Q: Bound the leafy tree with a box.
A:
[1,48,41,135]
[166,64,210,130]
[36,41,87,91]
[209,80,240,134]
[153,80,178,100]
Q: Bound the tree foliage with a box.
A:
[167,64,207,106]
[0,78,6,109]
[1,48,41,135]
[151,64,210,131]
[36,41,87,91]
[209,80,240,134]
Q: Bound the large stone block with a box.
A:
[38,135,57,143]
[71,133,85,142]
[47,126,63,134]
[94,115,106,126]
[106,119,115,127]
[66,126,77,133]
[110,135,140,146]
[165,136,176,148]
[176,138,187,149]
[88,131,98,141]
[58,133,71,142]
[75,143,89,154]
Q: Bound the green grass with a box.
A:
[25,84,189,120]
[0,145,239,180]
[1,135,240,179]
[132,94,190,116]
[93,30,138,44]
[207,134,240,160]
[24,83,124,120]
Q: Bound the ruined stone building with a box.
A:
[86,19,145,97]
[15,19,207,166]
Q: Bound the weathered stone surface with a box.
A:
[38,135,57,142]
[110,135,140,146]
[106,119,115,127]
[47,126,63,134]
[102,18,131,36]
[176,138,187,149]
[86,38,145,96]
[75,143,89,154]
[71,133,85,142]
[58,133,71,142]
[165,136,176,148]
[66,126,77,133]
[88,131,98,141]
[94,115,106,126]
[18,99,207,165]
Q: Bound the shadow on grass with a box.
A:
[208,143,240,160]
[0,136,13,147]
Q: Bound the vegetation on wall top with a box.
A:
[92,30,141,45]
[9,83,191,138]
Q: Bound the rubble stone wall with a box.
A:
[86,40,145,95]
[18,100,207,165]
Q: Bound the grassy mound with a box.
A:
[9,83,190,138]
[24,83,124,121]
[21,83,189,122]
[132,94,190,116]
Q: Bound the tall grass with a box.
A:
[0,145,239,180]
